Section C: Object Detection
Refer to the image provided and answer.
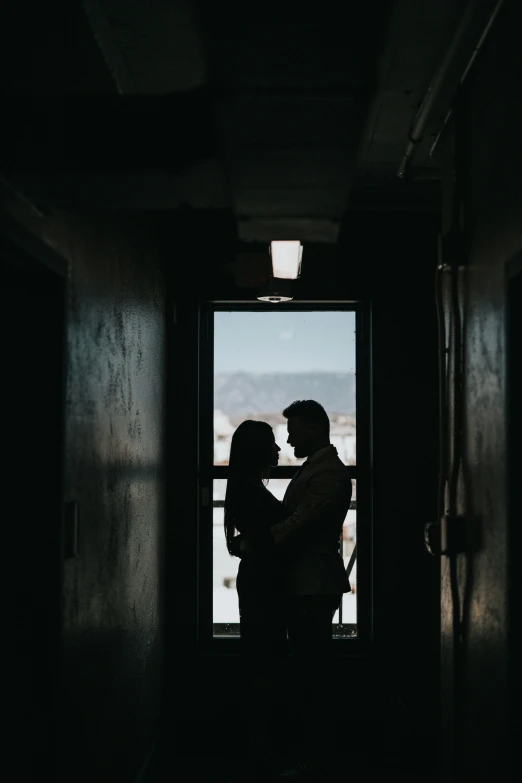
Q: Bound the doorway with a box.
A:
[1,225,66,779]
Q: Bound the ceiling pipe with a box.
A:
[429,0,504,159]
[397,0,504,179]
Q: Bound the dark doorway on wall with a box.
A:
[1,225,66,779]
[507,255,522,764]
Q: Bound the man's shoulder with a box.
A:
[309,454,351,480]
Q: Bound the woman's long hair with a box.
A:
[224,420,274,555]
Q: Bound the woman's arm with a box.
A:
[231,484,284,556]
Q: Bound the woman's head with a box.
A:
[224,420,280,555]
[229,419,280,478]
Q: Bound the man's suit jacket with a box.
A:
[271,445,352,595]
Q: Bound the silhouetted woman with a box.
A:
[224,420,288,769]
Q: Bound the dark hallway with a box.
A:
[2,1,520,781]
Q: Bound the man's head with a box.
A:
[283,399,330,459]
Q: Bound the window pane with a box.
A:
[212,479,237,623]
[332,479,357,627]
[213,477,356,630]
[214,311,356,466]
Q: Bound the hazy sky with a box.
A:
[214,311,356,373]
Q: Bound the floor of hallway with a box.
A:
[143,748,440,782]
[142,714,440,782]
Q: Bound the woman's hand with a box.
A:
[239,538,254,557]
[230,534,254,557]
[229,534,243,557]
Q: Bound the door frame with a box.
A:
[196,300,373,655]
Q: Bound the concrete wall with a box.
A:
[440,1,522,778]
[3,203,166,782]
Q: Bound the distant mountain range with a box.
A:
[214,372,355,416]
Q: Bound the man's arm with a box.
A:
[269,474,350,547]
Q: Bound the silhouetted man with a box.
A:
[270,399,352,650]
[271,399,352,775]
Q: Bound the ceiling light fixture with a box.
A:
[257,241,303,302]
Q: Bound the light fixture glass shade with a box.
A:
[269,241,303,279]
[257,276,293,302]
[257,292,293,303]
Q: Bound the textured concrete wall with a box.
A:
[440,1,522,778]
[5,205,166,781]
[62,213,166,781]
